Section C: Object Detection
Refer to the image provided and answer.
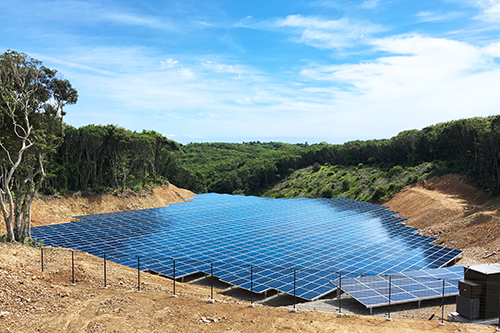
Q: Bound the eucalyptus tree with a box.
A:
[0,50,77,242]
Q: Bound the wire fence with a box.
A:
[36,245,498,326]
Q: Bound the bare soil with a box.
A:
[384,174,500,265]
[0,243,493,332]
[1,176,500,332]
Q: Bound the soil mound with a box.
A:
[384,174,500,265]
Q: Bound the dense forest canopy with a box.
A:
[40,114,500,203]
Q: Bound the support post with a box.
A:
[497,285,500,332]
[41,246,44,272]
[71,251,75,285]
[387,276,392,321]
[209,262,214,303]
[440,279,445,326]
[338,272,343,317]
[250,266,254,307]
[292,269,297,312]
[103,254,107,288]
[137,256,141,292]
[172,259,177,297]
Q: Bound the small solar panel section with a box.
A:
[32,193,462,301]
[338,266,463,308]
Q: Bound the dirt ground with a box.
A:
[384,174,500,265]
[0,243,494,332]
[2,175,500,332]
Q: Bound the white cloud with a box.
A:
[301,35,489,98]
[415,10,465,22]
[483,41,500,56]
[275,15,385,49]
[309,0,380,10]
[294,34,500,139]
[28,30,500,144]
[161,58,179,69]
[472,0,500,22]
[178,68,195,79]
[362,0,380,9]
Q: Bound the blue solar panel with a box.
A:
[32,193,462,300]
[338,266,463,308]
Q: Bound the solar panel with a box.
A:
[32,193,462,301]
[337,266,463,308]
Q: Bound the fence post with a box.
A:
[137,256,141,292]
[386,276,392,321]
[497,282,500,332]
[71,251,75,285]
[440,279,445,326]
[103,254,107,288]
[209,262,214,303]
[40,246,44,272]
[172,259,177,297]
[292,269,297,312]
[250,265,254,307]
[338,272,343,317]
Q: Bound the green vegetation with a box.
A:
[44,124,205,195]
[174,115,500,201]
[31,114,500,205]
[264,163,433,201]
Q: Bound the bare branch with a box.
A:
[0,141,14,165]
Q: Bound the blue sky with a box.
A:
[1,0,500,144]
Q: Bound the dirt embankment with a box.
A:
[384,174,500,265]
[31,184,194,227]
[1,183,194,235]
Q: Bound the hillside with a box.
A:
[0,184,194,234]
[384,174,500,265]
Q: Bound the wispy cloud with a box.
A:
[415,10,465,22]
[1,0,176,31]
[46,33,500,143]
[274,15,385,49]
[362,0,380,9]
[99,10,173,30]
[474,0,500,22]
[160,58,180,69]
[309,0,380,10]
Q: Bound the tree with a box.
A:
[0,50,77,242]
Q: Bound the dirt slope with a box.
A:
[1,184,194,234]
[384,174,500,265]
[0,243,492,333]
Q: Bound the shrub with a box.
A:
[388,165,404,178]
[322,188,333,198]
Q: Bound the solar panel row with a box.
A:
[338,265,463,308]
[32,193,462,301]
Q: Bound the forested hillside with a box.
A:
[42,115,500,202]
[178,115,500,200]
[43,124,205,194]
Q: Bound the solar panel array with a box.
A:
[337,265,463,308]
[32,193,462,301]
